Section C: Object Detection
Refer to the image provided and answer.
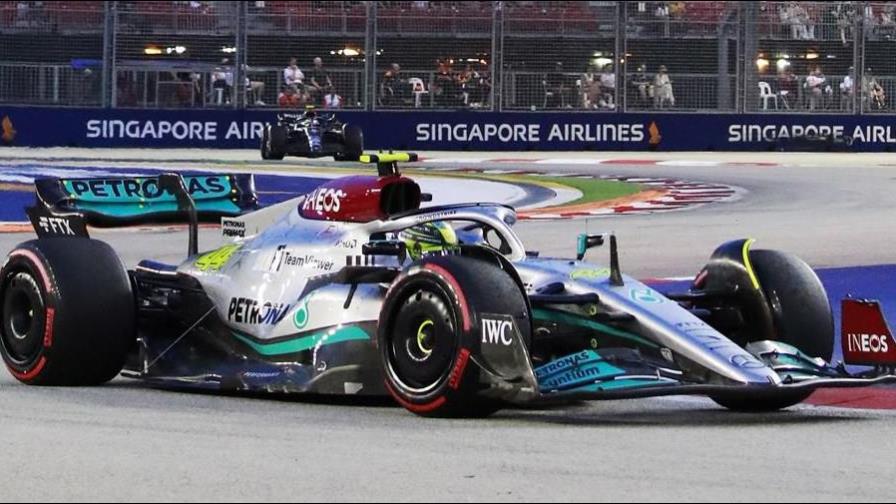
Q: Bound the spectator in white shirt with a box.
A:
[283,57,304,91]
[840,66,855,110]
[323,89,343,109]
[805,65,829,111]
[653,65,675,108]
[598,64,616,109]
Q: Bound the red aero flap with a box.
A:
[841,299,896,366]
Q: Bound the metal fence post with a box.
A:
[741,1,758,113]
[234,1,248,110]
[855,3,864,116]
[102,2,118,108]
[365,2,377,111]
[492,1,504,112]
[617,3,626,113]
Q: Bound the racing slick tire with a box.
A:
[0,239,135,386]
[265,125,287,160]
[378,255,530,418]
[711,249,833,412]
[260,125,274,160]
[335,124,364,161]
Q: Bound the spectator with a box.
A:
[840,66,856,111]
[631,64,652,108]
[777,66,799,109]
[863,68,886,111]
[323,88,343,109]
[473,70,491,108]
[277,85,302,108]
[580,65,600,109]
[835,2,857,46]
[211,59,233,105]
[381,63,405,107]
[598,64,616,110]
[244,66,266,106]
[805,65,829,111]
[653,65,675,108]
[308,57,333,105]
[283,57,304,91]
[544,62,567,108]
[781,2,813,40]
[457,64,480,107]
[653,1,670,36]
[434,58,456,107]
[116,73,138,107]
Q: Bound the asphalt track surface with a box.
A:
[1,152,896,502]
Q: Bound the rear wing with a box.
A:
[33,173,258,227]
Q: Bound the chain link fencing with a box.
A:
[0,1,893,115]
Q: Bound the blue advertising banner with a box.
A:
[1,106,896,151]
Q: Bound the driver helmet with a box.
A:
[399,221,459,260]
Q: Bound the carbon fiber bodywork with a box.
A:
[121,192,896,403]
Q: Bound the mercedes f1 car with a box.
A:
[2,154,895,417]
[260,110,363,161]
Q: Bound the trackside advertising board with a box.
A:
[2,106,896,151]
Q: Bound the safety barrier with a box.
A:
[2,106,896,152]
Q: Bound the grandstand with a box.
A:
[0,1,893,114]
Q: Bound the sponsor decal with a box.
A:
[841,299,896,365]
[648,121,662,146]
[228,297,291,326]
[447,348,471,390]
[727,123,896,145]
[302,187,346,214]
[293,299,310,330]
[37,216,75,236]
[222,219,246,238]
[414,210,457,223]
[570,268,611,281]
[481,314,517,346]
[62,176,227,200]
[268,245,335,273]
[630,287,664,304]
[846,333,890,354]
[539,361,625,390]
[414,122,645,143]
[195,244,240,272]
[534,350,596,380]
[85,119,265,141]
[1,115,16,144]
[337,238,359,249]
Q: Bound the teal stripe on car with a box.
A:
[533,309,660,349]
[232,326,370,356]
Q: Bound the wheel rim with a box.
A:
[388,287,458,394]
[1,273,45,366]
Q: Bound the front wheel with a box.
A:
[0,239,135,385]
[707,248,832,411]
[378,256,531,418]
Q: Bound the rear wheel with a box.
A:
[709,249,833,411]
[335,124,363,161]
[260,125,273,160]
[267,125,287,160]
[0,239,135,385]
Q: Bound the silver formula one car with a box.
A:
[2,153,895,417]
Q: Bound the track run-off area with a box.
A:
[0,148,895,501]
